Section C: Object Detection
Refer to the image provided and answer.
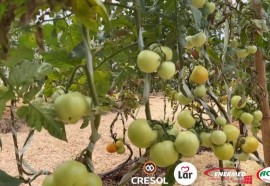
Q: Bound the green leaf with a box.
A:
[17,100,67,141]
[43,50,75,70]
[35,63,53,80]
[0,170,22,186]
[0,90,15,119]
[190,7,202,28]
[94,70,112,97]
[23,85,43,103]
[9,61,39,88]
[6,47,34,67]
[80,116,90,129]
[162,164,177,186]
[206,47,221,64]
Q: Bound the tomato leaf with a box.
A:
[0,170,22,186]
[9,61,39,88]
[0,89,15,120]
[162,164,177,186]
[190,6,202,28]
[17,100,67,141]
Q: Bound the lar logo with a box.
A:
[143,161,157,175]
[174,162,197,185]
[257,167,270,183]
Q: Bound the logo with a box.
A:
[174,162,197,185]
[204,167,252,184]
[257,167,270,183]
[131,161,168,184]
[143,161,157,175]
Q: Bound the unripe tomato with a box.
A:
[222,124,240,142]
[236,151,249,161]
[190,32,207,47]
[191,0,206,9]
[150,140,179,167]
[53,160,89,186]
[215,116,227,126]
[240,112,254,125]
[128,119,157,148]
[54,92,88,124]
[231,95,246,109]
[174,131,200,157]
[174,92,192,105]
[241,136,259,153]
[213,143,234,160]
[137,50,161,73]
[157,61,176,80]
[116,146,125,154]
[85,173,102,186]
[236,49,249,58]
[199,132,213,148]
[252,110,263,121]
[246,45,257,54]
[210,130,227,145]
[193,85,207,98]
[115,140,124,148]
[177,109,196,129]
[42,175,56,186]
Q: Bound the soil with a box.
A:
[0,96,267,186]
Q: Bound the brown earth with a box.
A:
[0,96,267,186]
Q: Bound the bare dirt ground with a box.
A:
[0,96,266,186]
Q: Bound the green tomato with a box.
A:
[231,107,244,119]
[191,0,206,8]
[236,49,249,58]
[210,130,227,145]
[230,39,239,48]
[205,2,215,14]
[246,45,257,54]
[174,92,192,105]
[222,124,240,142]
[231,95,246,109]
[253,110,263,121]
[223,160,235,168]
[184,36,194,49]
[153,46,173,61]
[193,85,207,98]
[215,116,227,126]
[236,151,249,161]
[128,119,157,148]
[190,32,207,47]
[241,136,259,153]
[240,112,254,125]
[177,109,196,129]
[84,173,102,186]
[213,143,234,160]
[150,140,179,167]
[137,50,161,73]
[174,130,200,157]
[53,160,89,186]
[54,92,88,124]
[42,175,56,186]
[51,89,65,102]
[199,132,213,148]
[83,96,92,116]
[116,146,126,154]
[252,120,261,127]
[157,61,176,80]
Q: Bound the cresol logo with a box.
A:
[257,167,270,183]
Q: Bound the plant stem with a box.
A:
[82,26,101,172]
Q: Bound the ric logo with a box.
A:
[174,162,197,186]
[257,167,270,183]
